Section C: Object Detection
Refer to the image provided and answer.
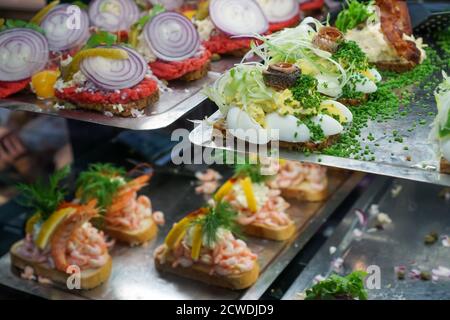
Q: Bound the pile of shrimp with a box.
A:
[156,230,257,276]
[195,169,222,195]
[105,175,165,231]
[228,188,292,228]
[268,160,327,191]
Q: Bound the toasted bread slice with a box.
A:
[441,157,450,174]
[241,220,296,241]
[180,62,211,82]
[338,94,368,107]
[105,217,158,246]
[375,60,416,72]
[280,180,328,202]
[10,240,112,290]
[212,119,339,152]
[69,90,160,117]
[155,251,259,290]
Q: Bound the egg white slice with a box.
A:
[320,100,353,123]
[369,68,382,82]
[354,75,377,94]
[315,74,342,97]
[226,107,271,145]
[312,114,344,136]
[265,112,311,143]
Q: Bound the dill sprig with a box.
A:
[76,163,127,212]
[16,166,70,220]
[194,202,240,247]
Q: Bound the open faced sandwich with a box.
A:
[215,162,295,241]
[10,167,112,290]
[335,0,426,72]
[76,163,164,246]
[155,202,259,290]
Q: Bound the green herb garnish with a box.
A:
[305,271,368,300]
[291,74,323,110]
[76,163,127,212]
[0,19,45,34]
[129,4,165,47]
[335,0,374,33]
[193,201,240,247]
[16,166,70,220]
[233,161,272,183]
[84,31,118,49]
[333,40,369,72]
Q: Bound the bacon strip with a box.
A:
[376,0,421,65]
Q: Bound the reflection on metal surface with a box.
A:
[0,167,363,300]
[0,58,242,130]
[283,177,450,300]
[189,111,450,187]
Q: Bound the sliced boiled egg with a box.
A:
[319,100,353,124]
[226,106,271,145]
[354,75,377,94]
[361,68,382,82]
[315,74,342,97]
[265,112,311,143]
[312,114,343,136]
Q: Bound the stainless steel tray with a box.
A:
[0,58,241,130]
[282,176,450,300]
[0,167,364,300]
[189,106,450,187]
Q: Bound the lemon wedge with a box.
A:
[63,48,129,81]
[35,207,76,250]
[25,213,41,235]
[240,177,257,213]
[214,179,235,201]
[165,216,193,249]
[30,0,60,24]
[191,224,203,261]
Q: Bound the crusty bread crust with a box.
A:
[155,251,259,290]
[62,90,160,117]
[212,119,340,152]
[280,181,329,202]
[338,94,368,107]
[10,241,112,290]
[180,62,211,82]
[241,220,296,241]
[375,60,416,72]
[441,157,450,174]
[105,217,158,246]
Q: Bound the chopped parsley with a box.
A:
[332,40,369,72]
[305,271,368,300]
[291,74,323,110]
[302,118,325,142]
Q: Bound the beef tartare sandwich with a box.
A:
[10,167,112,290]
[214,162,295,241]
[431,72,450,174]
[336,0,426,72]
[205,63,353,150]
[256,0,300,32]
[155,202,259,289]
[193,0,269,57]
[55,39,159,117]
[0,21,49,98]
[76,163,164,246]
[88,0,140,39]
[132,10,211,81]
[268,160,328,202]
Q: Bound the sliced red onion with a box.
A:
[0,28,49,82]
[89,0,140,33]
[256,0,300,23]
[41,4,90,52]
[148,0,184,10]
[209,0,269,36]
[80,45,147,91]
[144,12,200,62]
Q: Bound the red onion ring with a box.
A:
[256,0,300,23]
[88,0,140,33]
[0,28,49,82]
[209,0,269,36]
[80,45,147,91]
[148,0,184,10]
[144,12,200,62]
[41,4,90,52]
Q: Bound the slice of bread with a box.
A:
[212,119,340,152]
[105,217,158,246]
[241,220,296,241]
[338,94,368,107]
[10,240,112,290]
[155,251,259,290]
[375,60,416,73]
[441,157,450,174]
[68,90,160,117]
[280,180,329,202]
[180,62,211,82]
